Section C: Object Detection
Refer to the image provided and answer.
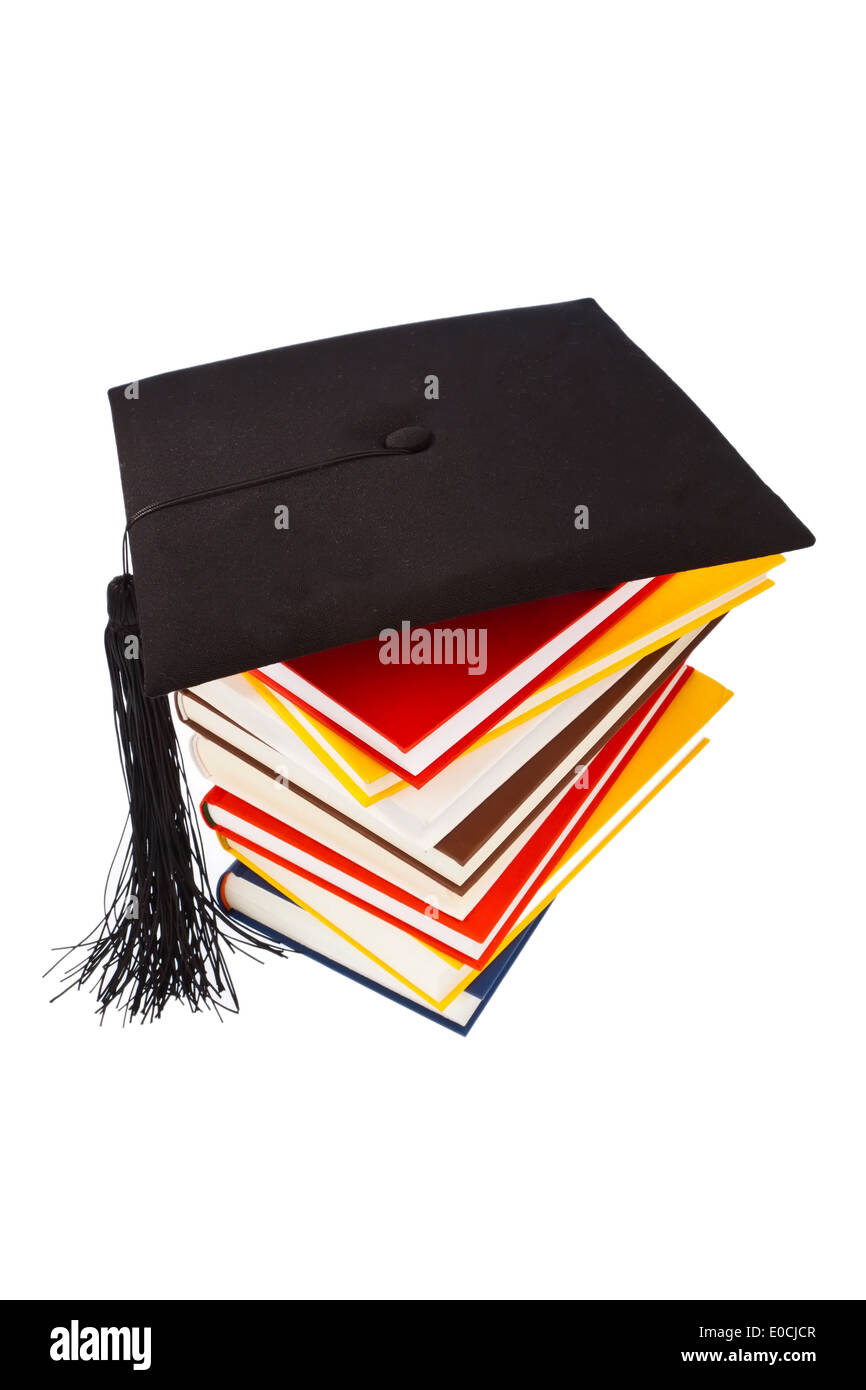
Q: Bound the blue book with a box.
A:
[220,861,548,1034]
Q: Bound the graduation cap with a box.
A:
[61,298,814,1021]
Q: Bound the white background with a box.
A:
[2,2,863,1300]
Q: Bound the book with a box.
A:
[221,862,550,1034]
[254,579,661,781]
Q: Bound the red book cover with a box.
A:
[253,577,666,783]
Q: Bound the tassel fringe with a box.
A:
[50,574,286,1022]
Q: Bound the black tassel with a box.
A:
[51,574,286,1022]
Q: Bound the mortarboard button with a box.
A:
[384,425,433,452]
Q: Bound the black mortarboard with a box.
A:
[109,298,812,697]
[61,299,813,1021]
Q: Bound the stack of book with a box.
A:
[179,553,782,1032]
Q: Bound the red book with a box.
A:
[254,577,663,784]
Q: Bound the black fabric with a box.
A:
[109,299,814,696]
